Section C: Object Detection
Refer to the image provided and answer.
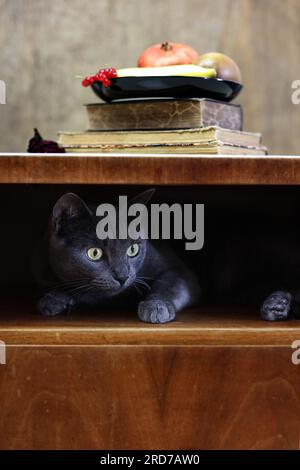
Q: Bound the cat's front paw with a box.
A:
[261,291,292,321]
[38,292,76,316]
[138,299,176,324]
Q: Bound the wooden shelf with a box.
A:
[1,153,300,185]
[0,301,299,346]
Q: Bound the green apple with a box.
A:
[195,52,242,83]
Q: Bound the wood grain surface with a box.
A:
[1,154,300,184]
[0,302,300,346]
[0,346,300,449]
[0,0,300,154]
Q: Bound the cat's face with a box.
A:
[48,193,149,296]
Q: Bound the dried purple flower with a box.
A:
[27,128,65,153]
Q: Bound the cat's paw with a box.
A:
[261,291,292,321]
[38,292,75,316]
[138,299,176,324]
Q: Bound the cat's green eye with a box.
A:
[87,247,103,261]
[127,243,139,258]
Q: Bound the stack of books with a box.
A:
[58,98,267,155]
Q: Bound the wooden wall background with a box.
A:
[0,0,300,154]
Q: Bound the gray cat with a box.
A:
[34,190,200,323]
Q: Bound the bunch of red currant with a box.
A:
[82,68,118,88]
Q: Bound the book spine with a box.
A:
[201,101,243,131]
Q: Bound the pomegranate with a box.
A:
[138,42,199,67]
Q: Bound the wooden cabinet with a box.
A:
[0,154,300,449]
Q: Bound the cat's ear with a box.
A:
[129,189,155,206]
[52,193,92,234]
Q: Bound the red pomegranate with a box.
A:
[138,42,199,67]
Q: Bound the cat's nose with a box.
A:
[114,275,127,286]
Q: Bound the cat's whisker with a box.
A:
[47,282,85,291]
[91,279,113,289]
[46,277,91,293]
[134,278,151,292]
[135,278,151,290]
[77,285,97,296]
[50,276,91,286]
[46,283,87,294]
[138,275,164,284]
[92,280,108,286]
[47,284,87,293]
[133,283,143,296]
[134,277,152,295]
[135,282,150,292]
[66,283,95,297]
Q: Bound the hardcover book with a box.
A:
[86,98,243,131]
[61,144,267,155]
[58,126,260,148]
